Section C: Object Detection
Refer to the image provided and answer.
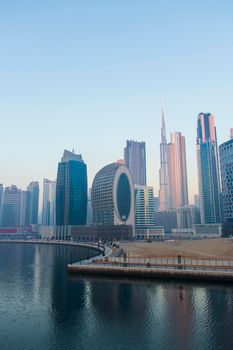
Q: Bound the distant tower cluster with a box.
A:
[0,183,39,227]
[2,107,232,240]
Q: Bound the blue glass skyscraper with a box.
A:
[196,113,221,223]
[56,150,87,226]
[219,131,233,235]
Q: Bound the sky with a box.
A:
[0,0,233,206]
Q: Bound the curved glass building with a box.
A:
[92,163,135,233]
[56,150,87,226]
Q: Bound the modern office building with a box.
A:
[86,188,93,225]
[194,194,200,208]
[92,163,135,232]
[56,149,87,226]
[134,185,154,228]
[42,179,56,226]
[27,181,39,225]
[0,184,3,225]
[19,191,30,226]
[167,132,189,209]
[159,108,170,211]
[176,206,196,229]
[219,131,233,235]
[154,210,177,234]
[1,185,21,227]
[196,113,221,223]
[153,197,160,213]
[124,140,147,185]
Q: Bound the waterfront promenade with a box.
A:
[68,255,233,282]
[68,239,233,283]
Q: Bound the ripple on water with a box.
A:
[0,243,233,350]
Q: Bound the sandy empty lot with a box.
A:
[121,239,233,260]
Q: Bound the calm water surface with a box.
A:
[0,243,233,350]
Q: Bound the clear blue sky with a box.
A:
[0,0,233,204]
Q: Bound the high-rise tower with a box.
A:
[167,132,189,209]
[159,108,170,211]
[27,181,39,225]
[1,185,21,227]
[196,113,221,223]
[92,163,135,230]
[56,150,87,226]
[219,129,233,234]
[0,184,3,225]
[42,179,56,226]
[124,140,147,185]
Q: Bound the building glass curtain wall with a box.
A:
[1,186,21,227]
[167,132,189,210]
[0,184,3,225]
[56,150,87,226]
[27,181,39,225]
[92,163,135,231]
[134,185,154,228]
[124,140,147,186]
[196,113,221,223]
[219,134,233,226]
[42,179,56,226]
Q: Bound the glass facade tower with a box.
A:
[1,185,21,227]
[92,163,135,231]
[56,150,87,226]
[196,113,221,223]
[219,134,233,226]
[124,140,147,185]
[42,179,56,226]
[27,181,39,225]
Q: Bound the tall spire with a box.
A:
[159,106,170,211]
[161,106,167,143]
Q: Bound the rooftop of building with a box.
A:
[61,149,84,163]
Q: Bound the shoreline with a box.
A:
[68,263,233,284]
[0,239,102,258]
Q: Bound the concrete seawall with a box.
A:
[68,264,233,283]
[0,240,102,257]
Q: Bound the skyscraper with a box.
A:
[92,163,135,229]
[42,179,56,226]
[134,185,154,228]
[1,185,21,227]
[124,140,147,185]
[27,181,39,225]
[167,132,189,209]
[159,108,170,211]
[0,184,3,225]
[219,130,233,234]
[19,191,30,226]
[196,113,221,223]
[56,149,87,226]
